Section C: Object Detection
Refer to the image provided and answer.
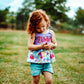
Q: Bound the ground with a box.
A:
[0,30,84,84]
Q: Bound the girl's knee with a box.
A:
[32,75,40,84]
[46,78,52,84]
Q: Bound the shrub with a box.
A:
[61,22,73,30]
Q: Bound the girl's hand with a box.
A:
[47,43,55,49]
[41,42,57,50]
[41,42,47,48]
[41,42,50,50]
[47,43,57,49]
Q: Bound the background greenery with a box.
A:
[0,0,84,83]
[0,30,84,84]
[0,0,84,34]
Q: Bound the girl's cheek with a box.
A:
[45,27,46,30]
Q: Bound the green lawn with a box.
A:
[0,30,84,84]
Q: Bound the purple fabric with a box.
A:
[34,32,52,45]
[27,31,56,63]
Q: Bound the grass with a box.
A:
[0,30,84,84]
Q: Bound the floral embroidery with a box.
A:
[30,54,34,59]
[27,49,55,63]
[38,52,41,56]
[38,52,43,59]
[47,52,49,55]
[50,54,54,59]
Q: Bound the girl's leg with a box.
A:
[31,75,40,84]
[43,71,53,84]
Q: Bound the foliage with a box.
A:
[16,0,69,30]
[59,16,79,31]
[75,7,84,25]
[0,7,10,24]
[16,0,35,30]
[8,12,16,24]
[61,22,73,30]
[0,7,10,28]
[34,0,70,22]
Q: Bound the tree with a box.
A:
[16,0,35,30]
[34,0,69,22]
[0,7,9,23]
[8,12,16,29]
[75,7,84,25]
[0,7,10,28]
[16,0,69,30]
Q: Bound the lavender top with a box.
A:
[34,32,52,45]
[27,31,56,63]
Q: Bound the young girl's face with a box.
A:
[36,19,47,33]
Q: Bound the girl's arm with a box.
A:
[28,33,48,50]
[47,30,57,49]
[28,33,42,50]
[51,30,57,47]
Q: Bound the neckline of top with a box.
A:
[36,29,51,35]
[36,32,50,35]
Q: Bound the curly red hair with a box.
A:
[27,9,50,34]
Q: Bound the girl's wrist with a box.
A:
[53,43,57,48]
[41,44,44,49]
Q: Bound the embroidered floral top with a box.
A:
[27,31,55,63]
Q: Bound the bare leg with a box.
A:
[31,75,40,84]
[43,71,53,84]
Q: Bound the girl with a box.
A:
[27,9,57,84]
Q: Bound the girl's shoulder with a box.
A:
[49,29,55,35]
